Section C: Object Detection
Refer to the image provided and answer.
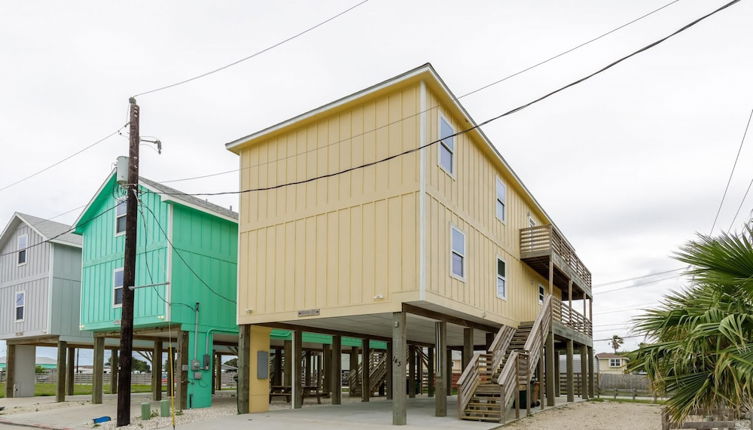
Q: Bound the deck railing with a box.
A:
[552,296,592,336]
[520,225,592,289]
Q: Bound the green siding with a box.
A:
[270,330,387,349]
[170,205,237,332]
[78,177,170,331]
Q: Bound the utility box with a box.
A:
[116,156,128,185]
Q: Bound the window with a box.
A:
[496,179,506,222]
[17,234,27,265]
[538,284,545,304]
[438,115,455,175]
[450,226,465,280]
[528,213,536,228]
[113,268,124,307]
[115,199,127,235]
[496,258,507,300]
[609,358,622,368]
[15,291,24,321]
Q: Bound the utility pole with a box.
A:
[117,97,140,427]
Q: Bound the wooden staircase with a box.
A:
[348,351,387,396]
[458,295,552,423]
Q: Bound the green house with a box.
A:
[73,172,238,409]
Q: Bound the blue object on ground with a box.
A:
[92,416,112,424]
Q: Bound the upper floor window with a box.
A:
[15,291,25,321]
[496,178,506,222]
[609,358,622,367]
[496,258,507,300]
[438,115,455,175]
[528,213,536,228]
[17,234,28,265]
[538,284,545,304]
[113,267,124,307]
[115,199,127,236]
[450,226,465,280]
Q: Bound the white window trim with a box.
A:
[114,198,126,237]
[17,234,28,266]
[113,267,124,308]
[538,284,545,304]
[496,256,507,300]
[15,290,25,322]
[449,225,466,282]
[496,177,507,224]
[437,113,456,179]
[609,358,622,368]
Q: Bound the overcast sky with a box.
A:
[1,0,752,363]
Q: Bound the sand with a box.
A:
[503,401,663,430]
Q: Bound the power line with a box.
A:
[150,0,742,198]
[727,171,753,231]
[0,124,128,193]
[138,198,236,304]
[132,0,370,97]
[593,335,643,342]
[0,204,119,258]
[159,0,682,185]
[594,274,683,295]
[593,268,684,288]
[710,108,753,234]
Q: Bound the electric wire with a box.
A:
[151,0,743,197]
[132,0,370,97]
[594,274,683,294]
[0,123,129,193]
[139,198,236,304]
[159,0,683,185]
[727,173,753,231]
[710,108,753,234]
[592,268,684,288]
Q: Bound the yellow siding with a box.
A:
[237,84,421,324]
[422,88,557,326]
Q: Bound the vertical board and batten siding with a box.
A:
[79,181,169,330]
[170,205,237,332]
[50,243,87,339]
[0,221,51,338]
[422,88,559,326]
[237,83,421,322]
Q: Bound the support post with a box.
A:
[539,345,546,410]
[554,349,561,397]
[293,330,303,408]
[332,336,342,405]
[117,97,140,427]
[167,348,175,398]
[349,348,359,397]
[427,347,435,398]
[283,340,292,387]
[177,330,189,411]
[152,342,162,401]
[361,338,370,402]
[462,328,472,370]
[446,347,452,394]
[322,345,331,394]
[566,340,574,402]
[92,336,104,404]
[111,349,119,394]
[66,346,75,396]
[580,345,589,399]
[545,333,555,406]
[386,342,393,400]
[587,346,595,398]
[416,347,423,395]
[56,340,67,402]
[237,325,250,414]
[214,352,222,393]
[5,343,15,398]
[435,321,447,417]
[392,312,407,425]
[273,347,282,386]
[408,345,416,398]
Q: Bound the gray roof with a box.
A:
[15,212,81,247]
[139,177,238,221]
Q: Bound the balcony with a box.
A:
[520,224,592,301]
[552,296,592,338]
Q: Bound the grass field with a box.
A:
[0,383,153,398]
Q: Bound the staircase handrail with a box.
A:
[490,326,516,372]
[457,353,482,416]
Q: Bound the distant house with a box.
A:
[595,352,629,374]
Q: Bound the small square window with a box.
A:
[450,226,465,280]
[609,358,622,367]
[438,116,455,175]
[15,291,25,321]
[113,268,124,306]
[496,179,506,222]
[538,284,545,304]
[17,234,27,265]
[496,258,507,300]
[115,199,127,235]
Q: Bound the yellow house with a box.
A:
[596,353,629,375]
[226,64,594,425]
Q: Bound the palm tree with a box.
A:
[628,226,753,423]
[610,335,624,354]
